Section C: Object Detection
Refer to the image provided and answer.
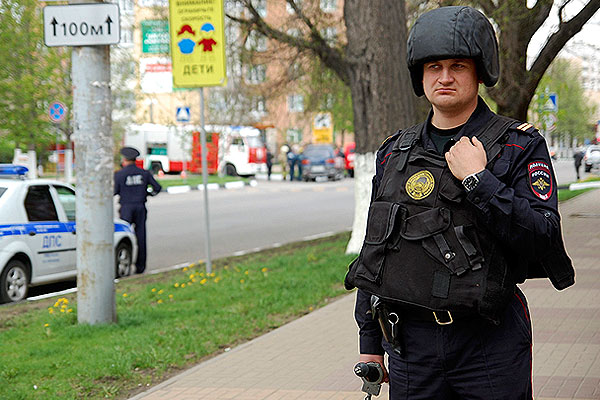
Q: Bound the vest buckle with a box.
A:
[433,311,453,325]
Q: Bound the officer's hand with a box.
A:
[445,136,487,181]
[358,354,389,383]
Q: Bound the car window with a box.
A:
[54,185,76,222]
[304,146,333,158]
[24,185,59,222]
[245,136,263,147]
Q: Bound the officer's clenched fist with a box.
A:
[445,136,487,181]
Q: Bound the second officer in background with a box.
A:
[114,146,162,274]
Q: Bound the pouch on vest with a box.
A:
[354,201,401,284]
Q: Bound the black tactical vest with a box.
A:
[345,114,517,321]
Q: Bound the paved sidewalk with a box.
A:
[131,190,600,400]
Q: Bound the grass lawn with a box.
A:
[557,176,600,202]
[157,174,249,189]
[0,233,355,400]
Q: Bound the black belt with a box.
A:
[388,304,478,325]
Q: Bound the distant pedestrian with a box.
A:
[574,148,584,180]
[287,145,297,181]
[114,147,162,274]
[279,145,290,181]
[266,147,273,180]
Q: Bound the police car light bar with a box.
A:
[0,164,29,177]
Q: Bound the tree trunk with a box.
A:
[344,0,416,253]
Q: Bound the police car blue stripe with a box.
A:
[0,222,131,236]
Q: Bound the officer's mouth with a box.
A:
[435,88,456,94]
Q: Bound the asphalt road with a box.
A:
[144,178,355,272]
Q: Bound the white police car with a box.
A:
[0,165,137,303]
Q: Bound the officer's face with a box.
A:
[422,58,480,115]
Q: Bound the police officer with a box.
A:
[345,6,574,399]
[114,147,162,274]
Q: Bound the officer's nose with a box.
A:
[438,68,455,84]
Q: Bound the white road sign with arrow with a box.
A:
[43,4,120,47]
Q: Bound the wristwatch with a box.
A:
[462,171,481,192]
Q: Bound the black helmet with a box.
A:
[407,6,499,97]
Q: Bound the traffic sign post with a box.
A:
[42,0,120,325]
[43,4,120,47]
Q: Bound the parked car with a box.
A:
[300,144,345,181]
[584,145,600,172]
[0,165,137,303]
[344,142,355,177]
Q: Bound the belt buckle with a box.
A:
[433,311,453,325]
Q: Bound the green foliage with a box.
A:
[531,58,596,143]
[303,59,354,137]
[0,0,70,152]
[0,233,354,399]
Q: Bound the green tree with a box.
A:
[532,58,596,144]
[0,0,68,155]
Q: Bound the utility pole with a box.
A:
[43,0,121,324]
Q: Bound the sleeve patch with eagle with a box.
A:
[528,161,553,200]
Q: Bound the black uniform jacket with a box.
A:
[356,98,574,355]
[114,164,162,204]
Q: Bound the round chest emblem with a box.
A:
[405,170,435,200]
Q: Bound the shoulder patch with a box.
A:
[512,121,539,136]
[528,161,553,201]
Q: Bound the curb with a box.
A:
[165,179,257,194]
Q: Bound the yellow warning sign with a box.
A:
[168,0,227,88]
[312,112,333,144]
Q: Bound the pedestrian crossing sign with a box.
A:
[176,107,190,122]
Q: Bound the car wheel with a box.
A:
[348,169,354,178]
[585,165,591,172]
[225,164,237,176]
[115,241,133,278]
[0,259,29,303]
[151,163,162,175]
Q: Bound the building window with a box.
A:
[286,0,303,14]
[120,27,133,46]
[251,96,266,113]
[251,0,267,17]
[287,128,302,143]
[287,94,304,112]
[320,27,337,43]
[120,0,134,13]
[320,0,337,12]
[245,31,267,52]
[246,64,266,84]
[288,63,302,79]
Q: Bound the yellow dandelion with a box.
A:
[67,309,73,313]
[44,323,49,327]
[61,298,69,304]
[244,270,249,275]
[261,267,268,273]
[54,302,59,308]
[192,278,197,283]
[214,277,221,283]
[309,306,314,311]
[181,283,186,288]
[48,307,53,312]
[224,265,229,270]
[151,288,157,292]
[169,294,173,299]
[200,278,207,285]
[61,304,67,309]
[183,267,189,272]
[199,272,205,277]
[174,283,180,288]
[48,308,54,314]
[123,293,128,297]
[158,289,164,294]
[189,274,195,279]
[240,279,245,284]
[157,299,163,304]
[60,308,66,313]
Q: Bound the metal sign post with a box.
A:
[44,0,119,324]
[169,0,227,274]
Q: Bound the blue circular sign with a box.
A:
[49,101,67,123]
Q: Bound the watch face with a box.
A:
[463,175,479,191]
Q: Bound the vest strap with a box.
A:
[475,115,515,164]
[394,125,423,172]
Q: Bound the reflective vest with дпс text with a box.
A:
[345,115,517,321]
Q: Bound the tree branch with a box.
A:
[528,0,600,96]
[226,2,350,84]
